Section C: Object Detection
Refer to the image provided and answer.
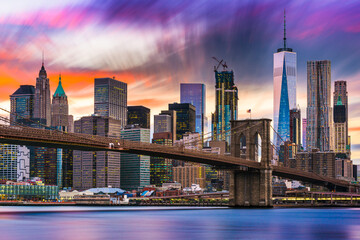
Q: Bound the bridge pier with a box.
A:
[229,168,272,207]
[230,119,273,208]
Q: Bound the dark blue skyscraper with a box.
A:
[276,58,290,149]
[180,83,206,139]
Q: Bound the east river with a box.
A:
[0,206,360,239]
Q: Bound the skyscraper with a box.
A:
[127,106,150,129]
[169,103,196,140]
[34,60,51,126]
[290,108,301,147]
[10,85,35,124]
[73,116,122,190]
[180,83,206,139]
[333,80,350,155]
[154,114,172,133]
[211,70,238,147]
[159,110,177,144]
[94,77,127,127]
[334,96,347,154]
[306,60,333,151]
[273,11,297,149]
[52,74,72,131]
[302,118,307,150]
[120,126,150,190]
[3,85,36,181]
[51,75,74,188]
[150,132,173,186]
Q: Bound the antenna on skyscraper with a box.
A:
[283,9,287,50]
[42,50,44,67]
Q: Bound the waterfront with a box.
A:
[0,207,360,239]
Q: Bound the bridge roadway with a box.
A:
[0,124,353,189]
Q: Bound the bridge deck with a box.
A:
[0,124,354,189]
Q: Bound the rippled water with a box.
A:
[0,206,360,240]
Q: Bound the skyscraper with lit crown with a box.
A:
[273,11,297,150]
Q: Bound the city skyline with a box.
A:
[0,1,360,162]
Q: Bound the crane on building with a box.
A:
[212,57,228,72]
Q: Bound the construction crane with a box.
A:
[212,57,228,72]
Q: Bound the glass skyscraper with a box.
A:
[94,77,127,128]
[273,12,297,150]
[211,70,238,148]
[180,83,206,139]
[127,106,150,129]
[120,126,150,190]
[168,103,196,140]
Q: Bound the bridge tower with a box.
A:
[229,119,273,207]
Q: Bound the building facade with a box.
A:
[173,165,206,188]
[273,13,297,150]
[158,110,177,144]
[334,96,347,154]
[127,106,150,129]
[150,132,173,186]
[294,150,335,178]
[120,126,150,190]
[51,75,74,189]
[73,116,122,190]
[168,103,196,140]
[180,83,206,139]
[302,118,307,151]
[290,108,301,147]
[306,60,333,151]
[94,77,127,127]
[333,80,349,156]
[211,70,238,148]
[34,62,51,126]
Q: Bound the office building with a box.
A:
[334,95,347,154]
[302,118,307,150]
[127,106,150,129]
[169,103,196,140]
[180,83,206,139]
[154,114,172,133]
[94,77,127,127]
[158,110,177,144]
[290,108,301,147]
[10,85,35,124]
[273,12,297,150]
[306,60,333,151]
[34,60,51,126]
[150,132,173,186]
[73,116,122,190]
[173,165,206,188]
[294,150,335,178]
[211,70,238,147]
[334,80,350,155]
[3,85,36,181]
[51,75,74,188]
[335,158,353,181]
[120,126,150,190]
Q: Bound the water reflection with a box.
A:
[0,207,359,240]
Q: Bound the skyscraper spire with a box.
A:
[283,9,287,50]
[42,50,44,67]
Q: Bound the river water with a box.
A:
[0,206,359,240]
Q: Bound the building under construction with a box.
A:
[211,58,238,149]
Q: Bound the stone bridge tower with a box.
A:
[229,119,273,207]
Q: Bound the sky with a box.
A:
[0,0,360,162]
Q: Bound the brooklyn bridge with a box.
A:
[0,117,357,207]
